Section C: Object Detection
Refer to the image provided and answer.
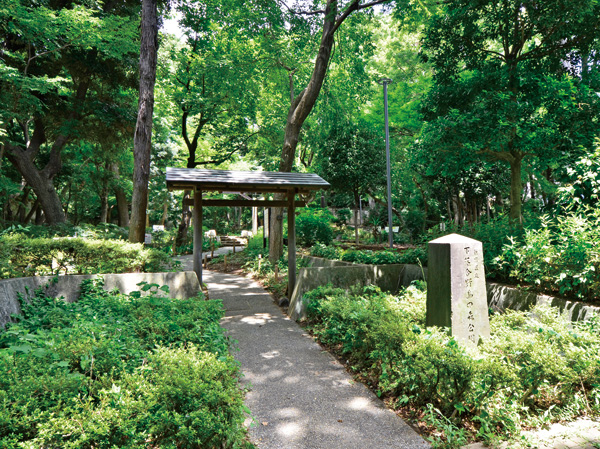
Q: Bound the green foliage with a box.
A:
[0,235,174,279]
[246,229,264,252]
[0,280,250,448]
[315,120,386,207]
[416,0,600,221]
[424,217,531,278]
[557,139,600,212]
[309,244,427,266]
[305,284,600,446]
[296,208,334,246]
[310,242,343,260]
[332,208,352,226]
[0,222,128,240]
[493,211,600,301]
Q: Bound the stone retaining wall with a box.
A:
[290,256,600,322]
[0,272,201,329]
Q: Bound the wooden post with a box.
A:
[193,189,203,284]
[211,241,214,259]
[233,242,236,253]
[287,189,296,297]
[204,254,208,268]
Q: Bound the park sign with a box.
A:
[426,234,490,346]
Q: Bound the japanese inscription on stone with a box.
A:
[426,234,490,346]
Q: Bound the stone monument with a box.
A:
[426,234,490,345]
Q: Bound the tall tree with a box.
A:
[316,120,386,242]
[418,0,600,223]
[160,1,270,246]
[129,0,159,242]
[269,0,392,263]
[0,0,138,224]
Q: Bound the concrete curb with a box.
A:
[289,256,600,322]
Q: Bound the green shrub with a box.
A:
[0,222,128,240]
[0,280,250,448]
[310,242,342,260]
[305,285,600,446]
[333,208,352,226]
[493,211,600,301]
[296,208,334,246]
[396,246,428,265]
[309,243,427,266]
[0,234,174,279]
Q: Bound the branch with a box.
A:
[278,0,325,16]
[367,189,406,224]
[193,131,260,167]
[333,0,391,32]
[192,146,240,167]
[24,42,72,75]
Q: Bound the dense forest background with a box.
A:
[2,0,600,245]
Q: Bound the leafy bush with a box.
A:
[305,284,600,447]
[310,242,343,260]
[493,211,600,301]
[332,208,352,226]
[0,234,174,279]
[0,280,250,448]
[396,246,428,265]
[0,222,128,240]
[296,208,334,246]
[309,244,427,266]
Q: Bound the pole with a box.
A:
[193,189,203,284]
[378,77,394,249]
[287,190,296,298]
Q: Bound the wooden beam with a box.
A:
[168,184,320,195]
[287,190,297,299]
[183,198,306,208]
[193,190,203,285]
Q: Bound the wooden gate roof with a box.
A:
[166,168,329,194]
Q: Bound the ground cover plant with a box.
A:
[303,283,600,448]
[0,233,174,279]
[0,280,252,448]
[309,209,600,302]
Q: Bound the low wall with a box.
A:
[290,256,600,322]
[289,264,405,321]
[0,272,201,329]
[487,283,600,321]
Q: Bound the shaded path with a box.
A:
[175,245,244,270]
[203,269,430,449]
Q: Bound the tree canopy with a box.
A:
[1,0,599,249]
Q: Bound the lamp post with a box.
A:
[378,77,393,249]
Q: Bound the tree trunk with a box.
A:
[269,208,284,263]
[35,207,44,225]
[7,149,67,224]
[175,190,192,249]
[354,208,359,244]
[24,199,39,225]
[509,156,523,224]
[110,163,129,227]
[269,0,343,264]
[115,185,129,227]
[99,165,109,223]
[160,197,168,226]
[17,187,30,223]
[129,0,158,243]
[252,207,258,235]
